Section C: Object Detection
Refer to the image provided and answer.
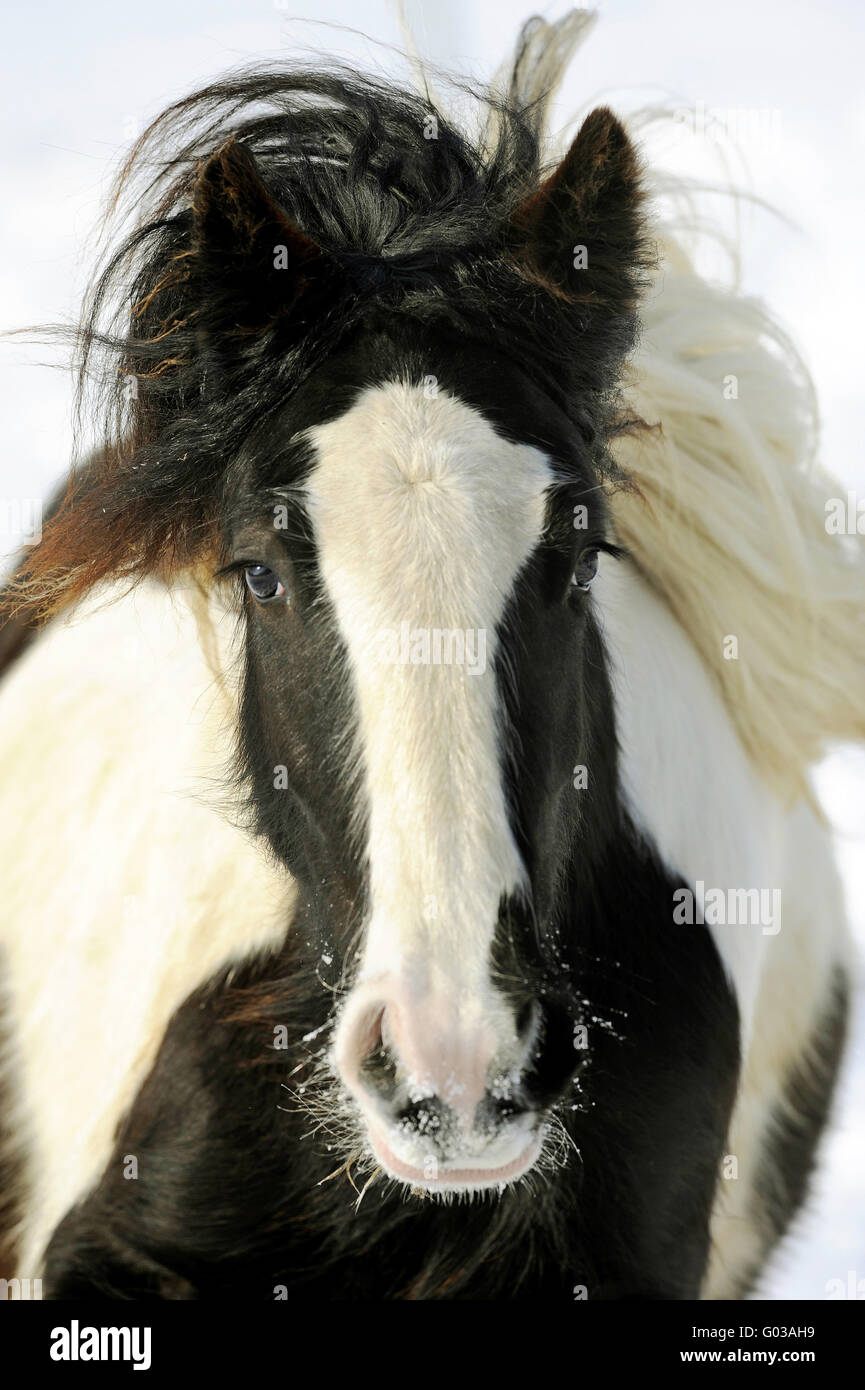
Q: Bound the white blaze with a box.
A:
[306,381,552,1012]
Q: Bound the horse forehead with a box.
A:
[303,381,553,606]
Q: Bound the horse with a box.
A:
[1,10,862,1300]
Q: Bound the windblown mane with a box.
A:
[609,260,865,804]
[5,8,864,804]
[486,12,865,802]
[4,12,645,621]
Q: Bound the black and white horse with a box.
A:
[1,12,861,1299]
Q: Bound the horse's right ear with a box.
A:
[506,107,649,322]
[191,139,337,333]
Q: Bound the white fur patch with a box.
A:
[592,557,851,1295]
[0,580,294,1278]
[305,382,551,1039]
[592,557,783,1043]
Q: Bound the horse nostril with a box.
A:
[472,1090,530,1137]
[336,988,525,1134]
[393,1093,451,1140]
[358,1011,399,1099]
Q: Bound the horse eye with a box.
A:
[244,564,286,602]
[571,549,599,592]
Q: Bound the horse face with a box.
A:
[8,104,641,1195]
[195,101,643,1194]
[228,328,615,1191]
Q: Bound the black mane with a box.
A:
[59,64,635,569]
[93,63,557,443]
[4,51,651,622]
[110,62,641,409]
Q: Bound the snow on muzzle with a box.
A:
[333,973,544,1190]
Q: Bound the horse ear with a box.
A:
[507,107,648,318]
[191,139,335,331]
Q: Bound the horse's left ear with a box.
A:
[507,107,648,319]
[191,139,336,332]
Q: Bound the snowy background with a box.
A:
[1,0,862,1298]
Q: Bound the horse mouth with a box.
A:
[368,1121,543,1192]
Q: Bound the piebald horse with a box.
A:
[1,12,862,1299]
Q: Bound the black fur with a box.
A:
[5,54,651,611]
[43,832,739,1301]
[739,971,849,1297]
